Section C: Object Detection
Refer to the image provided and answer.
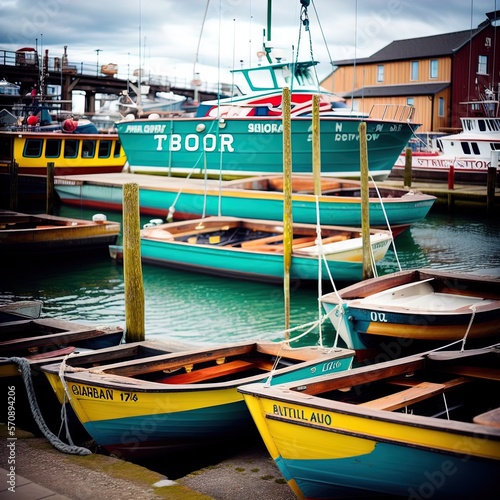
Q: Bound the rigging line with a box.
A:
[310,0,335,92]
[368,173,402,272]
[468,0,474,99]
[194,0,211,79]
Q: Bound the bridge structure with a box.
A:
[0,48,225,114]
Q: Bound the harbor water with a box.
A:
[1,204,499,349]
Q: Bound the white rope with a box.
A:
[460,304,477,351]
[1,356,91,455]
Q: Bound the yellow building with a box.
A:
[321,11,499,134]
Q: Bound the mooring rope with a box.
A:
[1,356,91,455]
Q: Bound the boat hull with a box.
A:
[54,173,436,228]
[42,344,354,459]
[321,269,500,352]
[139,217,393,284]
[240,386,500,499]
[116,116,417,180]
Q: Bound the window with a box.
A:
[406,97,414,106]
[438,97,445,117]
[430,60,438,79]
[377,65,384,83]
[478,55,488,74]
[113,141,122,158]
[98,140,111,158]
[23,139,42,157]
[64,139,79,158]
[82,140,96,158]
[411,61,419,81]
[45,139,61,158]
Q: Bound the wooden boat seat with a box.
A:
[473,407,500,427]
[158,359,258,384]
[359,377,469,411]
[441,365,500,381]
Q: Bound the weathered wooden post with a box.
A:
[123,183,145,342]
[403,147,412,188]
[282,87,292,341]
[9,160,18,211]
[46,162,55,215]
[358,122,374,281]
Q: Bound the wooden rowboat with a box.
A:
[42,341,354,459]
[239,344,500,499]
[320,268,500,356]
[139,216,393,284]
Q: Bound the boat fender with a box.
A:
[62,118,78,133]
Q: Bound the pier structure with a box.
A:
[0,47,223,114]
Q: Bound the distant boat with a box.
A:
[42,340,354,458]
[0,300,43,323]
[54,173,436,232]
[139,216,393,284]
[0,124,126,176]
[115,0,419,180]
[0,210,120,259]
[239,344,500,499]
[0,317,124,378]
[320,268,500,354]
[391,93,500,184]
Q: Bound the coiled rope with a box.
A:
[1,356,91,455]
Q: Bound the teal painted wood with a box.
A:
[274,441,499,499]
[140,237,366,283]
[116,117,417,180]
[55,181,435,226]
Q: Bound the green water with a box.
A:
[1,205,499,349]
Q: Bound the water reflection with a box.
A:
[1,206,499,348]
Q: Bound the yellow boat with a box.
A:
[0,127,126,176]
[42,341,354,459]
[239,344,500,499]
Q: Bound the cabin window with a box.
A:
[492,143,500,150]
[113,141,122,158]
[23,139,42,157]
[45,139,61,158]
[82,140,96,158]
[64,139,79,158]
[430,59,438,79]
[471,142,480,155]
[377,65,384,83]
[461,142,471,155]
[438,97,445,117]
[98,140,111,158]
[0,137,12,160]
[410,61,419,81]
[477,55,488,75]
[406,97,414,106]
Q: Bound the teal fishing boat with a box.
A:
[116,1,419,180]
[55,173,436,232]
[138,216,393,284]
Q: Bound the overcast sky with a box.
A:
[0,0,498,85]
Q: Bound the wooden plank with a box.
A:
[359,377,469,411]
[473,407,500,428]
[442,365,500,381]
[240,234,284,248]
[159,360,255,384]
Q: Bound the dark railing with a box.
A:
[0,49,226,94]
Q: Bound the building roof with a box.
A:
[340,82,450,99]
[334,26,486,66]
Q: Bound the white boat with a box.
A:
[392,92,500,183]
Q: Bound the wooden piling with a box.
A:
[282,87,292,341]
[9,160,18,211]
[487,166,496,214]
[123,183,145,342]
[358,122,374,281]
[403,147,412,188]
[46,162,55,215]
